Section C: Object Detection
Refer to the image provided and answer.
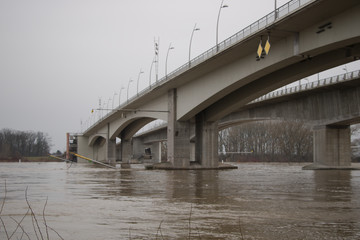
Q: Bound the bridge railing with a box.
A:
[251,70,360,103]
[84,0,315,133]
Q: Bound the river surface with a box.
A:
[1,162,360,240]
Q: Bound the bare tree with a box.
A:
[219,120,313,162]
[0,129,52,158]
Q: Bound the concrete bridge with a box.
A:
[131,70,360,169]
[76,0,360,169]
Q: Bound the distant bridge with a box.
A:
[74,0,360,169]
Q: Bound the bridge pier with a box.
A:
[151,142,162,163]
[121,139,132,168]
[195,112,219,168]
[167,121,191,168]
[303,125,354,170]
[107,139,117,166]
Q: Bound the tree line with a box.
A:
[218,120,313,162]
[0,128,51,158]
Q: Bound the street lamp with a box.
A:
[149,57,156,88]
[106,98,112,113]
[127,78,133,102]
[112,92,118,109]
[189,23,200,65]
[136,69,144,96]
[119,86,125,106]
[216,0,228,52]
[165,43,174,77]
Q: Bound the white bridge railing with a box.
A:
[251,70,360,104]
[84,0,316,133]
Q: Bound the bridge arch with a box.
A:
[88,134,107,147]
[109,110,167,140]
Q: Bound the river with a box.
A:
[1,162,360,240]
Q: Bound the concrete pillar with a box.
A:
[195,112,219,168]
[107,139,117,166]
[121,139,132,168]
[133,137,144,160]
[151,142,162,163]
[106,123,117,166]
[312,125,351,168]
[167,89,191,168]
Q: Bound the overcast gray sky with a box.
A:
[1,0,359,152]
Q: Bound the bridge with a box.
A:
[131,69,360,169]
[74,0,360,169]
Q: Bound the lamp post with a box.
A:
[189,23,200,65]
[106,98,112,113]
[136,69,144,96]
[274,0,278,19]
[112,92,118,109]
[127,78,133,103]
[216,0,228,52]
[165,43,174,77]
[119,86,125,106]
[149,57,156,88]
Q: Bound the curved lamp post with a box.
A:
[119,86,125,106]
[127,78,133,103]
[189,23,200,65]
[165,43,174,78]
[216,0,228,52]
[149,57,156,88]
[106,98,112,113]
[136,69,144,96]
[112,92,118,109]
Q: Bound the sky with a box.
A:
[1,0,359,153]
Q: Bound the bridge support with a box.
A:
[107,139,117,166]
[167,120,191,168]
[121,139,132,168]
[195,112,219,168]
[165,89,191,168]
[151,142,162,163]
[303,125,353,170]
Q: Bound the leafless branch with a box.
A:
[10,216,31,240]
[155,219,164,240]
[25,187,44,240]
[9,208,30,239]
[47,225,64,240]
[0,216,10,240]
[42,197,50,240]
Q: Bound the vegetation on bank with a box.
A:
[0,128,53,161]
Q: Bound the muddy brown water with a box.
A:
[1,162,360,239]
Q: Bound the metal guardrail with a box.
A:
[84,0,315,133]
[251,70,360,104]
